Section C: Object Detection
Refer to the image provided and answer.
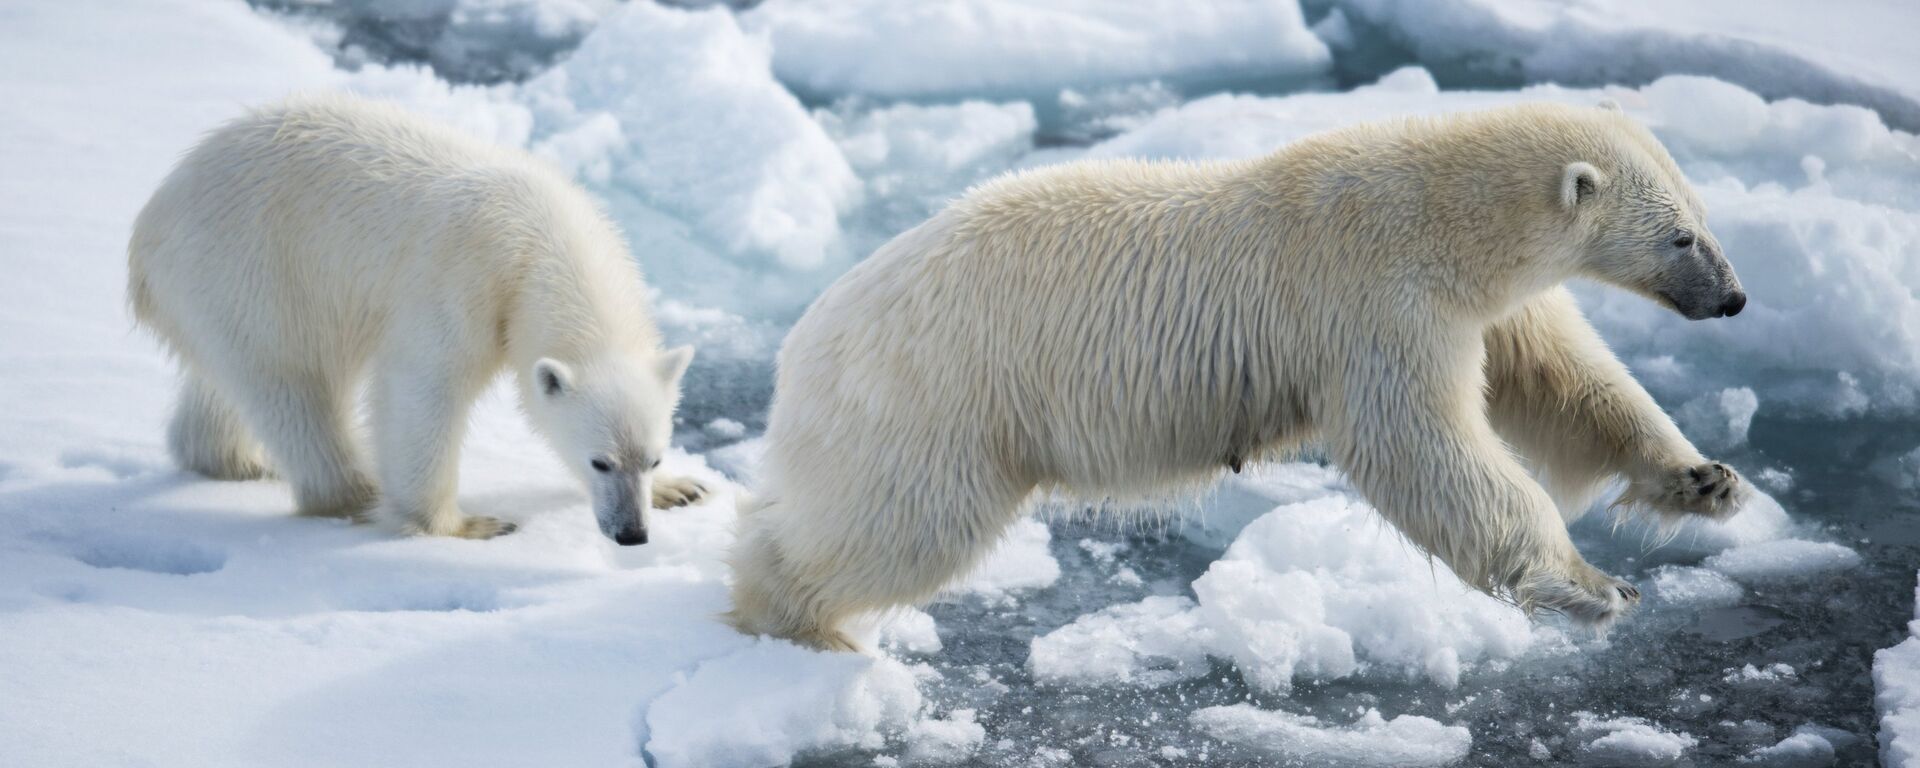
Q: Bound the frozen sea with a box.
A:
[2,1,1918,766]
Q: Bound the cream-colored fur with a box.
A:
[130,94,701,543]
[729,103,1749,651]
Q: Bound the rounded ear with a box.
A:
[655,345,694,387]
[1561,162,1603,210]
[534,358,573,397]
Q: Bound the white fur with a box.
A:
[729,103,1749,651]
[129,94,699,541]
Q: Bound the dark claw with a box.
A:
[1617,584,1640,600]
[1717,487,1732,501]
[500,522,518,535]
[1688,467,1704,481]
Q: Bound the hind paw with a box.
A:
[1518,561,1640,630]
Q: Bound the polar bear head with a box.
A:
[1557,109,1746,320]
[526,346,694,545]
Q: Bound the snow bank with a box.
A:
[1876,573,1920,768]
[1091,68,1920,414]
[523,1,857,271]
[1314,0,1920,132]
[1189,704,1471,767]
[740,0,1331,102]
[1032,468,1536,693]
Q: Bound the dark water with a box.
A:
[761,414,1919,767]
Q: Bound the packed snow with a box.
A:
[3,0,1916,765]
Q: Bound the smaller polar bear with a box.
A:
[730,102,1750,651]
[129,94,703,544]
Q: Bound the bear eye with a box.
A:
[590,458,613,473]
[1671,232,1695,249]
[648,458,662,471]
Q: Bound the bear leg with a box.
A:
[1330,350,1640,630]
[367,342,513,540]
[1484,288,1749,521]
[221,368,377,520]
[167,372,269,481]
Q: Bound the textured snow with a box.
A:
[740,0,1332,102]
[1190,704,1473,767]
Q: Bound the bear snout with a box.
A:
[1718,290,1747,317]
[615,528,649,546]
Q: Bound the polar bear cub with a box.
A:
[729,103,1750,651]
[129,94,703,544]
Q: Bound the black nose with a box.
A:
[1720,291,1747,317]
[614,530,648,546]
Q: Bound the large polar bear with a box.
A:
[129,94,704,544]
[730,103,1750,651]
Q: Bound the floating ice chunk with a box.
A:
[1740,731,1835,767]
[1027,595,1214,687]
[1189,704,1471,767]
[642,642,922,768]
[1677,387,1759,450]
[905,709,985,764]
[879,608,943,655]
[1063,495,1532,694]
[703,418,748,440]
[1645,566,1744,607]
[950,517,1060,596]
[1723,663,1798,684]
[525,1,857,270]
[1704,540,1862,582]
[740,0,1331,102]
[1573,711,1698,765]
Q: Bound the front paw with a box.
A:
[1627,461,1748,521]
[651,475,708,509]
